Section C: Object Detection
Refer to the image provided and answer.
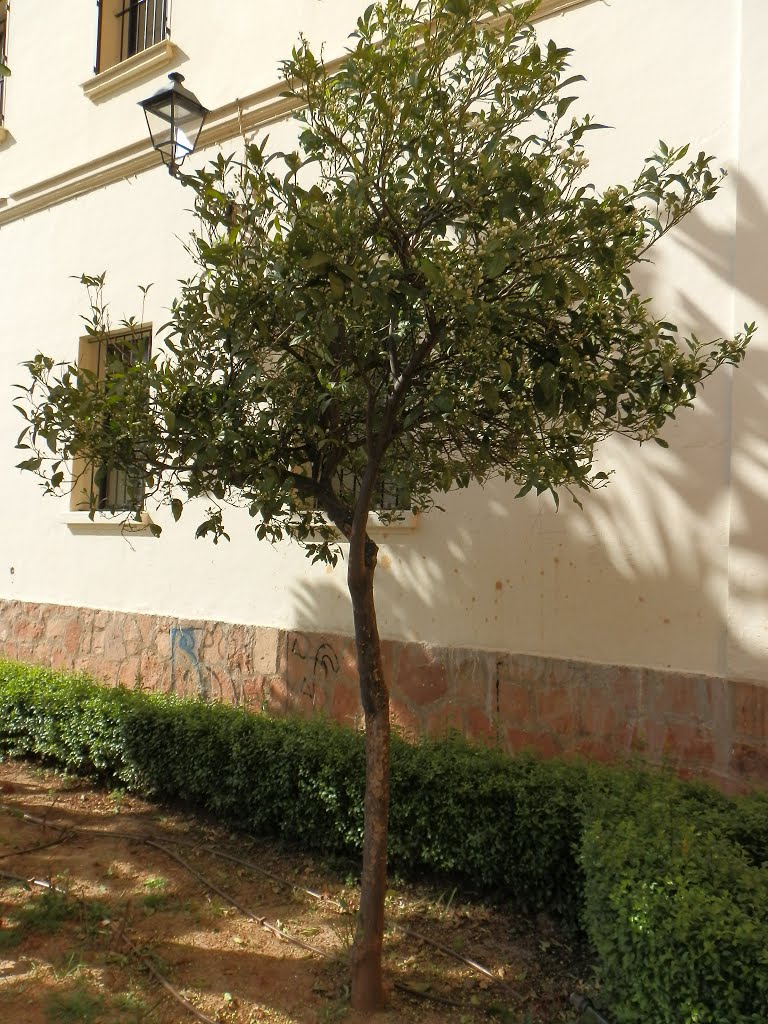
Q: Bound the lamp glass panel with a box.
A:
[144,108,174,160]
[176,106,205,151]
[143,84,207,167]
[146,95,175,123]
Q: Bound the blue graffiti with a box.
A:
[169,626,209,700]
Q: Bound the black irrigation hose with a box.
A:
[570,992,613,1024]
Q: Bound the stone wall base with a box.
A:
[1,598,766,792]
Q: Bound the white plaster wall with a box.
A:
[1,0,765,681]
[725,0,768,682]
[0,1,365,196]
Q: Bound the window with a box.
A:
[71,326,151,513]
[335,469,409,512]
[0,2,9,127]
[95,0,168,73]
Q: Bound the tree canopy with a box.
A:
[18,0,751,549]
[15,0,753,1009]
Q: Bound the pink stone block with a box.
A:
[396,644,448,707]
[733,681,768,739]
[535,686,579,736]
[465,707,495,746]
[139,649,165,691]
[116,657,142,688]
[63,619,82,657]
[16,620,45,643]
[579,697,617,739]
[730,742,768,784]
[448,649,493,711]
[650,673,702,719]
[389,698,421,738]
[424,703,464,740]
[497,681,534,727]
[330,680,361,726]
[505,727,560,759]
[568,739,617,763]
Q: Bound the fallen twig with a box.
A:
[149,839,338,960]
[1,802,342,906]
[25,877,218,1024]
[41,792,63,827]
[116,928,219,1024]
[394,980,466,1007]
[0,869,31,888]
[0,831,73,861]
[2,799,511,1009]
[393,923,512,993]
[8,806,338,963]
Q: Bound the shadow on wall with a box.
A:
[282,168,768,789]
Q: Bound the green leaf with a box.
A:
[306,253,333,271]
[481,382,500,412]
[432,391,454,413]
[484,253,508,279]
[171,498,183,522]
[328,273,345,299]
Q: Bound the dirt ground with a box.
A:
[0,759,592,1023]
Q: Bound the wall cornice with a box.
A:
[0,0,596,228]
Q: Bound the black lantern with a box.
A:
[139,72,209,175]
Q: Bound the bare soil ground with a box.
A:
[0,760,592,1023]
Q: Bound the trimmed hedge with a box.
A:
[1,659,767,1023]
[581,782,768,1024]
[0,660,590,919]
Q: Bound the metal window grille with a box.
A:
[96,0,168,72]
[0,9,8,127]
[335,469,408,512]
[117,0,167,62]
[88,328,151,512]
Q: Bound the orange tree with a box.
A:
[16,0,752,1010]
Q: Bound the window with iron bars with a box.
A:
[334,469,409,512]
[295,465,409,516]
[71,327,152,513]
[0,3,9,127]
[94,0,169,74]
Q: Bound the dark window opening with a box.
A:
[95,0,168,74]
[0,6,9,126]
[80,328,152,513]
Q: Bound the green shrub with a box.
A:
[2,656,767,1022]
[581,783,768,1024]
[0,660,588,917]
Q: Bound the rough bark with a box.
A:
[348,526,390,1013]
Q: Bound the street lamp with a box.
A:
[139,72,209,176]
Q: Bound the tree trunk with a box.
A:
[348,529,390,1013]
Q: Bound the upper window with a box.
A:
[71,326,152,513]
[0,2,9,127]
[95,0,169,74]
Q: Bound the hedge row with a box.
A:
[582,783,768,1024]
[0,660,591,918]
[1,660,767,1023]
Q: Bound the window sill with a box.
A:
[60,511,156,532]
[334,512,419,541]
[81,39,179,102]
[369,511,418,533]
